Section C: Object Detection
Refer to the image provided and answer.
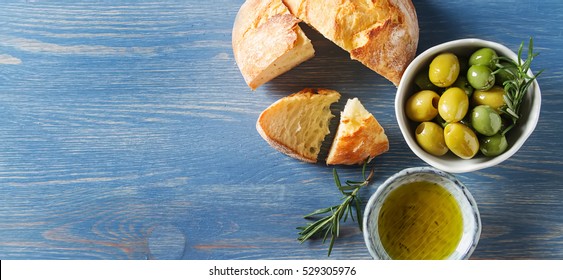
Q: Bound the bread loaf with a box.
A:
[256,88,340,163]
[232,0,315,90]
[283,0,419,86]
[233,0,419,89]
[326,98,389,165]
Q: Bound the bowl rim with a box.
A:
[395,38,542,173]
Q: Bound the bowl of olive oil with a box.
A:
[363,167,481,260]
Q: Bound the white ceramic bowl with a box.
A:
[395,39,541,173]
[363,167,481,260]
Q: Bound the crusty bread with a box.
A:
[256,88,340,163]
[283,0,419,86]
[257,89,389,164]
[233,0,418,88]
[326,98,389,165]
[232,0,315,90]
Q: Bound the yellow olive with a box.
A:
[444,123,479,159]
[415,122,449,156]
[414,69,440,91]
[429,53,460,87]
[405,90,440,122]
[472,85,506,110]
[438,87,469,123]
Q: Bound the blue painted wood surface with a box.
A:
[0,0,562,259]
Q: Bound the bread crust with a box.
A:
[283,0,419,86]
[326,114,389,165]
[232,0,314,90]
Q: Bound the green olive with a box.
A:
[429,53,460,87]
[414,69,441,91]
[444,123,479,159]
[469,47,498,70]
[415,122,449,156]
[480,133,508,157]
[450,75,473,98]
[438,87,469,123]
[495,62,517,86]
[471,105,502,136]
[467,64,495,90]
[405,90,440,122]
[472,86,506,110]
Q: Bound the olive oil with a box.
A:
[378,181,463,260]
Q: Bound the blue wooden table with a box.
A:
[1,0,562,260]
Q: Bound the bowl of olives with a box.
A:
[395,38,542,173]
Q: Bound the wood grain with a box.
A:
[1,0,563,259]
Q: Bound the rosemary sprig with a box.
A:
[495,37,543,135]
[297,161,374,256]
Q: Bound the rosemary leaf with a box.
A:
[298,216,332,243]
[339,185,360,191]
[498,37,543,134]
[304,205,339,218]
[355,198,363,231]
[333,168,342,189]
[345,180,365,185]
[297,160,374,256]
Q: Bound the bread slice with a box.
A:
[232,0,315,90]
[282,0,419,86]
[326,98,389,165]
[256,88,340,163]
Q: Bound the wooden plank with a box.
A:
[0,0,562,259]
